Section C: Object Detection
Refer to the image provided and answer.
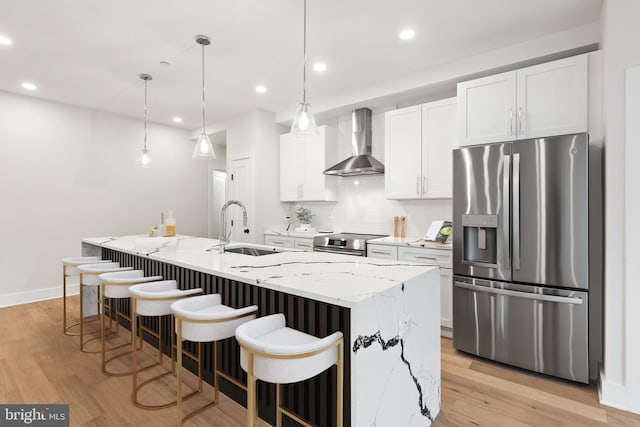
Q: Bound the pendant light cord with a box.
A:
[302,0,307,104]
[143,78,148,150]
[201,42,207,132]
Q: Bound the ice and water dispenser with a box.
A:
[461,215,498,266]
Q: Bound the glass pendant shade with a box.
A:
[192,35,216,160]
[291,102,317,134]
[138,147,151,168]
[192,132,216,159]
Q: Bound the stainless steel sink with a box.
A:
[225,247,278,256]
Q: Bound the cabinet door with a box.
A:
[440,268,453,329]
[517,55,588,139]
[457,71,516,146]
[385,105,423,199]
[422,98,457,199]
[366,244,398,260]
[279,133,304,201]
[301,127,326,200]
[294,237,314,251]
[265,235,294,248]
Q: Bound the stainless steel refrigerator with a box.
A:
[452,133,589,383]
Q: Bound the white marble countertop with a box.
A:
[83,235,437,308]
[368,236,452,250]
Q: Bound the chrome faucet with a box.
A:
[219,200,249,253]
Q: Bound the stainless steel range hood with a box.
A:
[323,108,384,176]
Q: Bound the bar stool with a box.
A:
[171,294,258,426]
[61,256,110,336]
[235,313,344,427]
[98,270,163,376]
[128,280,202,410]
[77,262,133,353]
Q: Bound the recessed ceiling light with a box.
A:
[255,85,267,93]
[313,62,327,72]
[172,117,183,123]
[399,29,415,40]
[21,82,37,91]
[0,35,12,46]
[160,61,171,67]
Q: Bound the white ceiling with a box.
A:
[0,0,601,132]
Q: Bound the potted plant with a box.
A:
[295,206,315,231]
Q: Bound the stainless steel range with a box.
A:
[313,233,386,256]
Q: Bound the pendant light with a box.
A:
[192,35,216,159]
[290,0,317,135]
[138,73,152,168]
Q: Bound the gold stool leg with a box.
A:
[247,353,256,427]
[337,340,344,427]
[176,318,183,427]
[79,274,84,350]
[276,383,282,427]
[214,341,220,405]
[131,297,139,404]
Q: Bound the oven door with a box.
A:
[313,247,364,256]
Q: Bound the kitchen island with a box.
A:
[82,235,441,426]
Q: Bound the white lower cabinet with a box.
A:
[264,235,294,249]
[366,244,398,260]
[368,244,453,336]
[294,237,314,251]
[439,268,453,332]
[264,235,314,251]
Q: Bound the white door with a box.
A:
[422,98,457,199]
[385,105,423,199]
[227,154,255,244]
[457,71,516,146]
[210,170,227,238]
[517,54,588,139]
[279,133,303,201]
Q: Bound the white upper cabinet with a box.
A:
[457,54,588,146]
[516,55,588,139]
[385,105,423,199]
[279,125,338,202]
[422,98,458,199]
[457,71,516,145]
[385,98,457,200]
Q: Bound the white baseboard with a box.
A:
[599,367,640,415]
[0,284,79,308]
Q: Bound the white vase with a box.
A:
[295,223,315,232]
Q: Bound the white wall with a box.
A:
[225,109,282,244]
[599,0,640,414]
[0,90,209,306]
[285,107,452,236]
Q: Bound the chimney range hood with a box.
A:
[323,108,384,176]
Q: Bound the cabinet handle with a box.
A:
[272,240,285,245]
[509,109,514,136]
[422,177,426,195]
[371,250,391,255]
[415,256,437,260]
[416,177,420,195]
[517,108,524,135]
[300,184,304,198]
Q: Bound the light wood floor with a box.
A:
[1,297,639,427]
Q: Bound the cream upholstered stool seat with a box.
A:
[77,262,133,353]
[98,270,163,376]
[170,294,258,426]
[61,256,111,336]
[128,280,202,410]
[235,313,344,427]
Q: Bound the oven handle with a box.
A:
[454,281,583,305]
[313,247,364,256]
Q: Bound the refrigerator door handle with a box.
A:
[454,281,584,305]
[513,153,521,270]
[503,155,511,270]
